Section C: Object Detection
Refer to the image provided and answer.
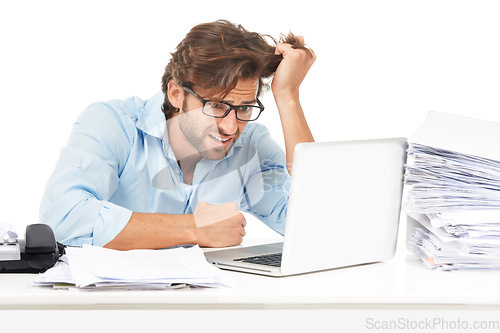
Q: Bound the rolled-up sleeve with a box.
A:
[40,102,134,246]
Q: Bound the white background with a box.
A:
[1,0,500,234]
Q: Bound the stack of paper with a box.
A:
[34,245,233,289]
[405,144,500,213]
[408,212,500,270]
[405,112,500,270]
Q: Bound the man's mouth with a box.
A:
[208,133,235,151]
[208,134,231,143]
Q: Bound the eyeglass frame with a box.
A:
[182,86,265,122]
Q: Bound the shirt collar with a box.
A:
[136,91,166,139]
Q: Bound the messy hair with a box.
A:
[161,20,306,119]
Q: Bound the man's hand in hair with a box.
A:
[271,36,316,101]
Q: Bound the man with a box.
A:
[40,20,315,250]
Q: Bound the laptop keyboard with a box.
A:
[234,253,282,267]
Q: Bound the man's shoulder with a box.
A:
[83,95,146,124]
[236,122,285,158]
[77,92,164,139]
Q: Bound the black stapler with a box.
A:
[0,224,63,273]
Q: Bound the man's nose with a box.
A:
[217,109,238,135]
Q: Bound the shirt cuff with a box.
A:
[92,201,133,247]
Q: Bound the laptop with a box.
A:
[204,138,408,276]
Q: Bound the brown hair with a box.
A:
[161,20,305,119]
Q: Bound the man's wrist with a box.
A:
[273,92,301,113]
[272,88,300,104]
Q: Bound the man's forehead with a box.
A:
[201,78,259,102]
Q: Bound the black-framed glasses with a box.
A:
[183,86,264,122]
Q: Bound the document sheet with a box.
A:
[34,244,233,289]
[405,112,500,270]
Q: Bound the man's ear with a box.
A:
[167,80,184,110]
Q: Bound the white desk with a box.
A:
[2,253,500,332]
[3,251,500,307]
[2,217,500,333]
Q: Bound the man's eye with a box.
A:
[237,106,250,113]
[210,102,225,110]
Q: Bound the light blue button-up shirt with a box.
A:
[40,92,290,246]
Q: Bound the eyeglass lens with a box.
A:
[204,102,260,121]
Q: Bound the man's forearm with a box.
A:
[104,209,247,250]
[274,93,314,173]
[104,212,198,250]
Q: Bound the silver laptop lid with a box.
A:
[281,138,407,276]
